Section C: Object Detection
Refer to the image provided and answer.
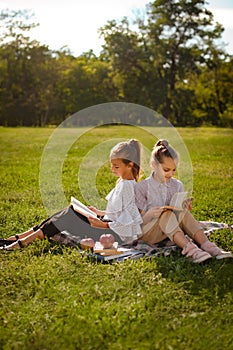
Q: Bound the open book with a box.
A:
[162,191,188,211]
[142,192,193,234]
[71,196,97,218]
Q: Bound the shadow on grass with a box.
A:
[152,227,233,298]
[154,251,233,299]
[20,238,82,257]
[7,232,232,301]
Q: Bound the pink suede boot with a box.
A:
[201,241,232,260]
[182,241,212,263]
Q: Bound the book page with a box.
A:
[93,242,133,256]
[163,191,187,210]
[71,196,97,218]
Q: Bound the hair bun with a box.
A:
[152,139,178,164]
[128,139,137,146]
[156,139,169,148]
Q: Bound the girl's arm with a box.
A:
[182,197,193,211]
[88,217,109,229]
[141,207,164,225]
[86,207,108,228]
[88,206,106,217]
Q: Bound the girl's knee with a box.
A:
[23,229,45,245]
[158,210,183,241]
[161,210,176,219]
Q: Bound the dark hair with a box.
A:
[151,139,179,164]
[110,139,141,181]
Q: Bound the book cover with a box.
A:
[93,241,132,256]
[71,196,97,218]
[90,250,144,263]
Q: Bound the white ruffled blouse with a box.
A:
[104,179,143,242]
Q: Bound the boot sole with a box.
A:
[192,254,212,263]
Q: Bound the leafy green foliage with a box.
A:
[0,3,232,127]
[0,127,232,349]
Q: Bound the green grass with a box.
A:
[0,126,233,350]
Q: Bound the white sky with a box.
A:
[0,0,233,56]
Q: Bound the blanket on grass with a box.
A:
[51,221,232,262]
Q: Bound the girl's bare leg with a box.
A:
[173,229,209,248]
[193,229,208,245]
[159,211,211,262]
[3,229,44,250]
[7,228,35,241]
[159,211,189,249]
[173,231,190,249]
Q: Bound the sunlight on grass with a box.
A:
[0,126,232,350]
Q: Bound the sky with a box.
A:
[0,0,233,56]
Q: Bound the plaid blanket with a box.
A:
[51,221,232,259]
[123,221,233,258]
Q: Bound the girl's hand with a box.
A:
[88,217,109,229]
[182,198,193,211]
[147,206,164,219]
[88,206,105,217]
[142,206,164,225]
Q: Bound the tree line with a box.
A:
[0,0,232,127]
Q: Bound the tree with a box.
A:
[55,50,119,123]
[0,4,232,127]
[192,55,233,126]
[142,0,227,124]
[0,9,62,126]
[100,0,229,125]
[100,17,165,110]
[0,9,120,126]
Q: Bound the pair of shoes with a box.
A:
[182,241,212,263]
[0,235,20,247]
[201,241,233,260]
[0,239,24,250]
[0,245,15,252]
[0,239,17,247]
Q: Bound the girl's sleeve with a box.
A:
[134,182,147,211]
[108,181,142,240]
[178,180,185,192]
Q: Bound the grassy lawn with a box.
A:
[0,126,232,350]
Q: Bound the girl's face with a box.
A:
[110,158,134,180]
[153,156,177,182]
